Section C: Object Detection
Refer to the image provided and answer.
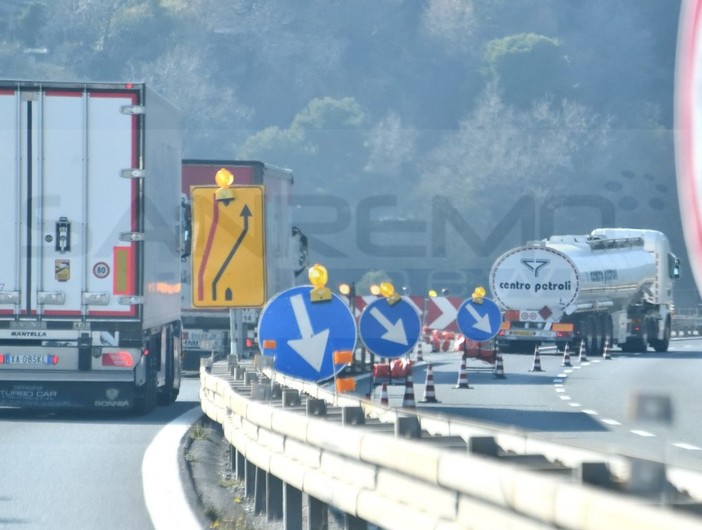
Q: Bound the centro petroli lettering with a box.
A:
[498,281,572,293]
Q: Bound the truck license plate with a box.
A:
[1,354,57,365]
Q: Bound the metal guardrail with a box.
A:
[200,360,702,529]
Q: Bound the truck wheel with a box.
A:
[651,318,671,353]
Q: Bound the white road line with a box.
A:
[582,409,598,415]
[143,406,204,530]
[631,429,656,437]
[569,402,581,407]
[673,442,702,450]
[555,388,566,393]
[559,395,571,400]
[601,418,621,425]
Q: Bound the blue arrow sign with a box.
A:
[257,286,357,382]
[359,297,421,358]
[456,297,503,342]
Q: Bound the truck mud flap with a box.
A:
[0,381,135,410]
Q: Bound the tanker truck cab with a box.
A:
[490,228,680,355]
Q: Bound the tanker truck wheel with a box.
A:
[650,317,671,353]
[587,315,602,356]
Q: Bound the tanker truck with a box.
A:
[489,228,680,354]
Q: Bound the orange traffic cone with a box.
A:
[561,344,572,367]
[578,339,588,362]
[529,345,544,372]
[493,352,506,379]
[454,357,471,388]
[379,382,389,406]
[420,363,440,403]
[402,374,416,408]
[415,342,424,362]
[602,337,612,360]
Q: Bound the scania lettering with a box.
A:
[0,81,185,413]
[490,229,680,354]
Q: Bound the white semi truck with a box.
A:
[0,81,184,413]
[490,228,680,354]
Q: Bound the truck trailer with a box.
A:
[180,160,306,370]
[0,80,184,413]
[490,228,680,354]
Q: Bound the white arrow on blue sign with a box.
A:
[257,286,357,382]
[359,297,421,358]
[456,297,503,342]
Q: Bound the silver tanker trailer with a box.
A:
[489,228,680,354]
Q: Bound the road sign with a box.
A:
[456,297,503,342]
[257,286,357,381]
[191,185,265,307]
[359,297,421,358]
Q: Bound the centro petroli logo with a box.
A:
[520,258,550,277]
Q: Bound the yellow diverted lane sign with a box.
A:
[191,185,266,307]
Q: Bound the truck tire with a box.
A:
[651,317,671,353]
[157,325,179,405]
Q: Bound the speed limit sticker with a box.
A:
[93,262,110,279]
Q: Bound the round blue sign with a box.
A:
[456,297,503,342]
[359,297,421,358]
[257,286,357,382]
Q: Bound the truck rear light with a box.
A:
[102,351,134,367]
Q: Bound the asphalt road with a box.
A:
[371,338,702,470]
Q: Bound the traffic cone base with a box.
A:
[493,353,506,379]
[402,374,416,408]
[529,346,544,372]
[561,345,572,367]
[454,357,471,389]
[578,339,588,362]
[420,363,440,403]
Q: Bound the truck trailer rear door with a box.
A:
[0,85,139,319]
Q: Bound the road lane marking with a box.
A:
[582,409,598,415]
[143,406,204,530]
[601,418,621,425]
[631,429,656,437]
[672,442,702,450]
[569,402,581,407]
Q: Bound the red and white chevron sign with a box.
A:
[425,296,461,331]
[677,0,702,294]
[340,295,460,330]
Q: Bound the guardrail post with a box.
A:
[285,483,303,529]
[251,381,271,401]
[395,414,420,438]
[282,389,301,407]
[233,447,245,481]
[254,467,266,515]
[227,354,237,375]
[306,398,327,417]
[267,473,283,521]
[307,495,328,530]
[342,406,365,426]
[245,370,259,385]
[245,460,256,498]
